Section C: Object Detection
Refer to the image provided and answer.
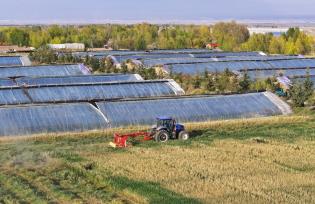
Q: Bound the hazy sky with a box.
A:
[1,0,315,23]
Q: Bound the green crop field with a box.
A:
[0,109,315,203]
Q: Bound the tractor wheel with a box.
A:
[155,130,169,143]
[178,131,189,140]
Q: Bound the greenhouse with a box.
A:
[0,88,31,105]
[25,80,184,104]
[142,55,300,68]
[0,79,184,105]
[16,74,143,86]
[245,67,315,80]
[0,91,291,137]
[97,92,291,128]
[0,103,109,136]
[72,49,214,59]
[0,64,90,78]
[0,56,24,67]
[165,58,315,75]
[0,78,17,87]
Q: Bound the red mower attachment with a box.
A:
[109,132,152,148]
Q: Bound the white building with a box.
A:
[48,43,85,51]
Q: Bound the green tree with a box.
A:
[238,72,251,92]
[241,33,273,52]
[135,36,147,50]
[212,21,250,51]
[289,72,313,107]
[304,69,314,99]
[269,37,285,54]
[29,46,57,63]
[7,28,30,46]
[290,83,309,107]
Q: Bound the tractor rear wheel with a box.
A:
[155,130,169,143]
[178,131,189,140]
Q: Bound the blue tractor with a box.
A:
[150,117,189,142]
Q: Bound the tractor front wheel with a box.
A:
[178,131,189,140]
[155,130,169,143]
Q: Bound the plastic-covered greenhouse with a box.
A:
[0,92,291,137]
[0,80,184,105]
[165,58,315,75]
[0,89,31,105]
[0,78,16,87]
[0,64,90,78]
[142,55,300,68]
[0,56,24,67]
[192,51,263,58]
[0,103,109,136]
[245,68,315,79]
[166,60,273,74]
[96,92,291,128]
[25,80,184,103]
[109,53,193,64]
[72,49,214,58]
[16,74,143,86]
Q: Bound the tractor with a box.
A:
[150,117,189,142]
[111,117,189,148]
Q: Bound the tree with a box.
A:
[0,31,6,45]
[289,72,313,107]
[290,83,309,107]
[212,21,250,51]
[295,32,313,55]
[284,27,300,41]
[135,35,147,50]
[29,46,57,63]
[206,77,215,92]
[269,37,285,54]
[238,72,251,92]
[304,69,314,99]
[193,76,201,89]
[7,28,30,46]
[241,33,273,52]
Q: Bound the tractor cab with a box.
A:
[156,117,176,132]
[151,117,189,142]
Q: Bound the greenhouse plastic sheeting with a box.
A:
[0,88,31,105]
[245,68,315,79]
[192,52,263,58]
[0,56,23,66]
[0,64,89,78]
[0,103,109,136]
[73,49,213,58]
[165,58,315,75]
[16,74,143,86]
[267,59,315,69]
[26,80,184,103]
[96,92,291,127]
[110,53,193,63]
[142,55,301,68]
[143,58,216,67]
[0,78,16,87]
[167,60,273,74]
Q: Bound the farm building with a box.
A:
[48,43,85,51]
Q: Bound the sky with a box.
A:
[1,0,315,24]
